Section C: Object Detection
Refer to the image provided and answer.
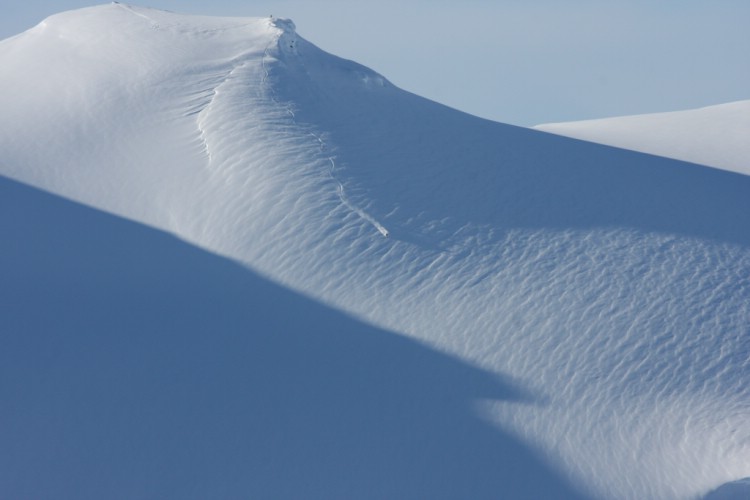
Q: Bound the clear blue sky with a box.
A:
[3,1,748,126]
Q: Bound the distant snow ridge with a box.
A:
[1,5,749,500]
[535,100,750,175]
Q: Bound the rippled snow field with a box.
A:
[2,5,749,498]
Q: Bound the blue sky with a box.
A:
[2,1,748,125]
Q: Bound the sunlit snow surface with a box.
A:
[535,100,750,175]
[1,5,750,499]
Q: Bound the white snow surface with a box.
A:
[2,5,750,499]
[535,100,750,175]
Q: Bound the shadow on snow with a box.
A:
[0,177,591,499]
[274,43,750,249]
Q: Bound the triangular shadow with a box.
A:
[0,176,591,499]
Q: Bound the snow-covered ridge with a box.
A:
[535,100,750,175]
[2,5,750,499]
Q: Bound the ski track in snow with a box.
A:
[311,132,390,239]
[260,21,389,239]
[116,2,160,29]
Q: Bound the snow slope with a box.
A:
[535,100,750,175]
[1,176,588,499]
[2,5,750,499]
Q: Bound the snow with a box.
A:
[1,4,750,499]
[535,100,750,175]
[704,478,750,500]
[0,176,585,499]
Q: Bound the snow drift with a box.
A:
[535,100,750,175]
[1,176,587,499]
[1,4,749,499]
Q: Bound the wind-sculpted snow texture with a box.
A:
[0,177,587,499]
[535,100,750,175]
[1,5,749,499]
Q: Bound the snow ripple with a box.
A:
[3,7,749,498]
